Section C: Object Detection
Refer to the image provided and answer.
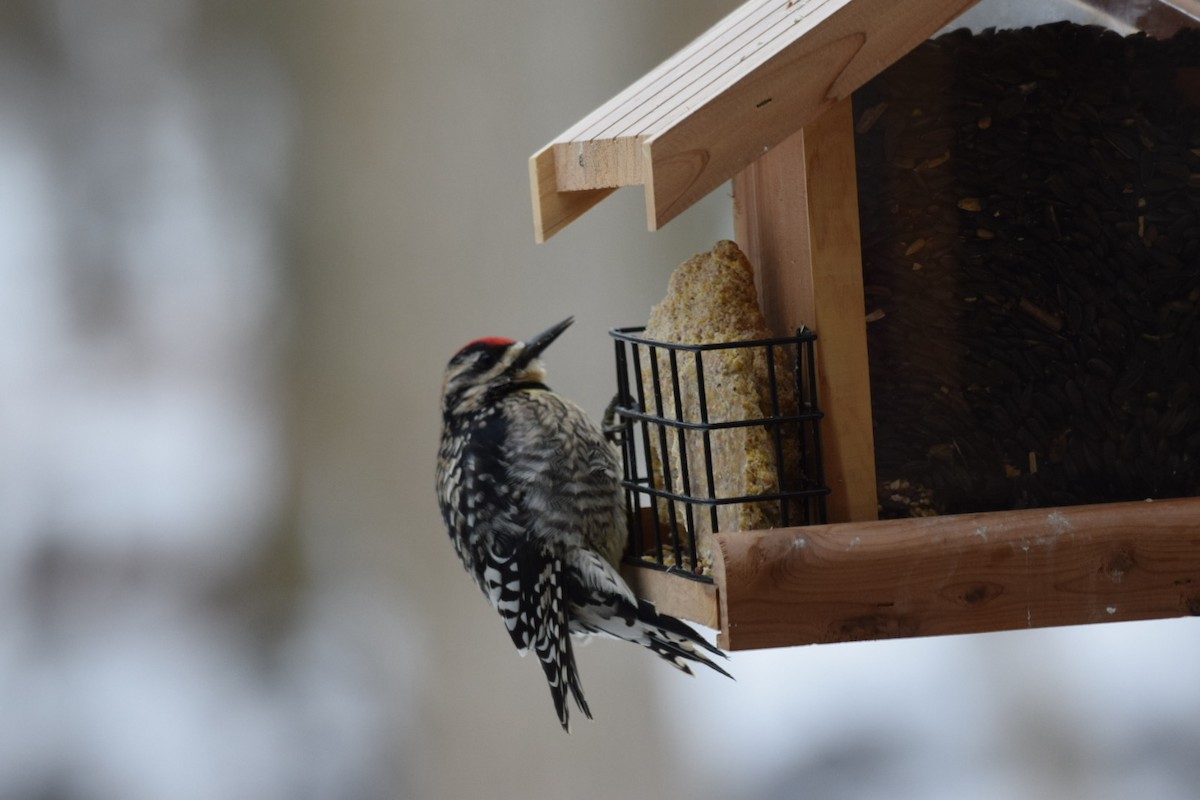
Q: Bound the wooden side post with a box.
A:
[733,96,877,523]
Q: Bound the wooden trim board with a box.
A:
[621,565,721,630]
[530,147,615,243]
[531,0,983,240]
[710,497,1200,650]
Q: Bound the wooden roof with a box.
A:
[529,0,982,241]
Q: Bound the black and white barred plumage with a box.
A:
[436,317,731,731]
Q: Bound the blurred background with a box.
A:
[1,1,1197,798]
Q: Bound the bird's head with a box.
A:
[440,316,574,418]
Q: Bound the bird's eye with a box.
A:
[474,348,501,370]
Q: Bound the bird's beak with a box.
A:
[518,316,574,364]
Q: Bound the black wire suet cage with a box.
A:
[610,327,830,583]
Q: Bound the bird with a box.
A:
[436,316,731,731]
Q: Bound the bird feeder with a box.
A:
[529,0,1200,650]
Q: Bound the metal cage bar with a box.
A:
[611,326,830,580]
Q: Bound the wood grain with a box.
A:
[710,497,1200,650]
[734,98,878,523]
[531,0,983,238]
[621,565,721,630]
[530,145,615,243]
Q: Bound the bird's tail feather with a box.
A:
[566,549,733,680]
[632,598,733,679]
[571,595,733,679]
[530,556,592,732]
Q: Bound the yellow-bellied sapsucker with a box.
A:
[436,316,730,731]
